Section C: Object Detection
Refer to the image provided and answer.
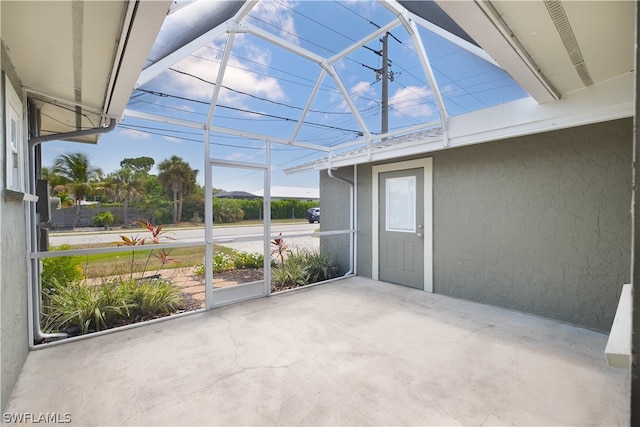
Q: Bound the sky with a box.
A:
[41,0,527,194]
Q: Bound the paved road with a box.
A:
[50,222,320,254]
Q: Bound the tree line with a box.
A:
[43,153,201,226]
[42,152,319,226]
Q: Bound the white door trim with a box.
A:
[372,158,433,292]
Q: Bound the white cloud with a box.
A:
[322,81,377,115]
[251,0,300,45]
[350,81,375,98]
[239,37,272,68]
[389,86,434,118]
[327,89,350,113]
[224,152,246,161]
[159,40,285,108]
[118,128,150,140]
[440,84,455,94]
[342,0,376,18]
[163,136,184,144]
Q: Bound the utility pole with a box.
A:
[364,32,395,138]
[381,33,389,136]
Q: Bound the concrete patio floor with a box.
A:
[4,277,629,426]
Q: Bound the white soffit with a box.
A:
[435,0,559,103]
[2,1,126,110]
[2,1,170,143]
[106,1,173,117]
[492,1,635,96]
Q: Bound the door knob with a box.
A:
[417,232,424,238]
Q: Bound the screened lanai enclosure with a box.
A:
[24,0,634,343]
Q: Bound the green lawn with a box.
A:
[58,245,237,279]
[48,218,296,279]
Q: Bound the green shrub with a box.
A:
[213,253,234,273]
[192,263,205,276]
[234,251,263,269]
[212,198,244,223]
[296,249,337,283]
[116,278,183,318]
[271,255,308,290]
[154,208,173,225]
[270,200,318,219]
[93,211,114,227]
[41,245,84,289]
[43,278,184,335]
[182,193,204,224]
[193,250,263,276]
[237,199,263,220]
[270,250,336,292]
[43,280,129,335]
[138,281,183,316]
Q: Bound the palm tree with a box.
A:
[157,156,198,223]
[106,167,145,226]
[52,152,103,225]
[52,152,103,204]
[41,166,66,195]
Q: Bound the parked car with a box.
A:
[306,207,320,223]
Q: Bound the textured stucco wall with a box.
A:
[349,119,631,331]
[356,164,373,278]
[319,168,353,275]
[432,119,631,331]
[1,47,30,411]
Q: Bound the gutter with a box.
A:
[29,118,117,146]
[327,168,355,276]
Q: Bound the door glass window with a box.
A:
[385,176,415,232]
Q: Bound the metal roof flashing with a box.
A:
[285,127,444,173]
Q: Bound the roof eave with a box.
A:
[435,0,560,104]
[104,0,172,119]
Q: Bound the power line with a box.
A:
[169,67,363,116]
[331,1,371,23]
[247,14,335,56]
[273,0,358,44]
[118,123,310,151]
[135,88,366,135]
[200,46,336,93]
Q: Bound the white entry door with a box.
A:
[372,158,432,292]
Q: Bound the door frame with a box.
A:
[208,158,271,308]
[372,158,433,292]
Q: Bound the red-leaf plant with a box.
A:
[115,220,179,279]
[270,233,291,264]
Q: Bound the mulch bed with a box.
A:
[215,268,264,284]
[171,267,308,313]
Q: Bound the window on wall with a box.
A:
[5,75,24,192]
